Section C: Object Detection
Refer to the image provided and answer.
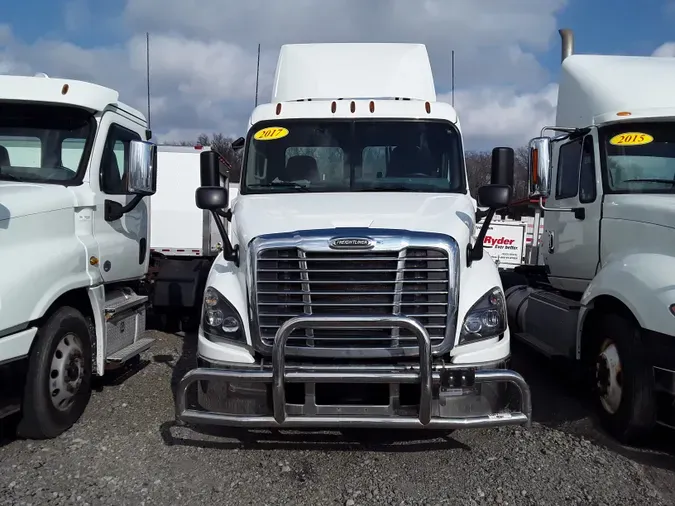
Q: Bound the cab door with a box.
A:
[544,131,602,293]
[91,112,149,283]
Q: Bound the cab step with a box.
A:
[104,291,148,319]
[105,337,155,364]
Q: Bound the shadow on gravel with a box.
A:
[511,340,675,473]
[159,421,469,453]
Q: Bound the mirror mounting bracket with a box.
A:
[216,208,232,221]
[537,196,585,220]
[104,195,144,222]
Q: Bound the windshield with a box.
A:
[601,121,675,193]
[241,119,465,194]
[0,103,95,184]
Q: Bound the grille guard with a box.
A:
[175,315,533,429]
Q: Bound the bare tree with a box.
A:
[161,133,244,182]
[465,147,530,201]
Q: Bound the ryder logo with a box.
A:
[483,236,516,247]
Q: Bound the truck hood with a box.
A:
[604,194,675,230]
[232,192,477,246]
[0,181,76,222]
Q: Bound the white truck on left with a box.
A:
[0,73,158,439]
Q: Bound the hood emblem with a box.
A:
[329,237,375,250]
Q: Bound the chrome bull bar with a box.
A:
[175,315,533,429]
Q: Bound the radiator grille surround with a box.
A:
[248,229,460,359]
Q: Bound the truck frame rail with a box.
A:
[175,315,532,429]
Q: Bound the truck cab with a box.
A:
[174,43,532,431]
[0,74,157,438]
[504,29,675,443]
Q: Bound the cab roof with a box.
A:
[557,54,675,128]
[0,74,146,122]
[271,43,437,103]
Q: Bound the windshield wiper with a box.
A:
[623,178,675,185]
[247,182,310,191]
[0,173,21,181]
[354,185,427,192]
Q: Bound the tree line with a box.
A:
[161,134,530,201]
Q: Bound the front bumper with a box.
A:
[175,315,532,429]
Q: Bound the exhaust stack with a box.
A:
[559,28,574,62]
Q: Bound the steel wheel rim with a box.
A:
[596,338,623,414]
[49,332,85,411]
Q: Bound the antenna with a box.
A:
[451,50,455,108]
[146,32,151,128]
[254,43,261,107]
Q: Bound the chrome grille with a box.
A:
[254,246,451,352]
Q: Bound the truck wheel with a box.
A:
[17,307,93,439]
[590,313,656,444]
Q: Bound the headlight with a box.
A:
[459,286,506,345]
[202,287,245,344]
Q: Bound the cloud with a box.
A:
[441,84,558,149]
[0,0,570,149]
[652,42,675,57]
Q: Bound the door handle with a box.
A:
[548,231,555,253]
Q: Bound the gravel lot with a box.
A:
[2,330,675,506]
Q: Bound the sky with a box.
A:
[1,0,675,151]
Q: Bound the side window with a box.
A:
[556,137,582,199]
[100,124,141,194]
[579,136,597,203]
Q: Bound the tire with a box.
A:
[587,312,656,444]
[17,307,93,439]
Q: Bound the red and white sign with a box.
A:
[479,222,526,267]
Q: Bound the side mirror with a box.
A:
[126,140,157,195]
[490,147,515,188]
[196,187,228,210]
[197,150,239,264]
[200,150,221,186]
[528,137,552,197]
[477,184,513,210]
[231,136,245,151]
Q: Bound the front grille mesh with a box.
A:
[254,247,450,350]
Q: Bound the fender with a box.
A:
[578,253,675,357]
[453,251,511,364]
[200,251,252,343]
[1,210,101,332]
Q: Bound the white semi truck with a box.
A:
[0,74,222,439]
[503,29,675,443]
[174,42,532,430]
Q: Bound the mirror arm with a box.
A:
[538,196,585,220]
[210,210,239,266]
[467,207,498,267]
[104,194,144,222]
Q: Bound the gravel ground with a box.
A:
[1,330,675,506]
